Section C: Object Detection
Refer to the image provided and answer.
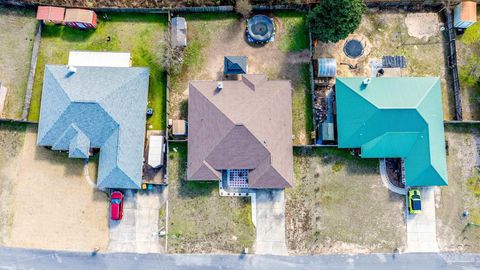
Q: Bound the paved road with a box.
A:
[0,247,479,270]
[254,190,288,255]
[108,187,166,253]
[406,187,438,253]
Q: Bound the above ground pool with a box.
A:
[246,15,275,44]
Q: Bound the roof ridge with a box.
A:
[414,77,440,108]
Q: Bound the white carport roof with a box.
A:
[68,51,131,67]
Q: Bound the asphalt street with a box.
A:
[0,247,479,270]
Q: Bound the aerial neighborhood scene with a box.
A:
[0,0,479,269]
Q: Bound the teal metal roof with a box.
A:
[37,65,149,189]
[336,77,448,186]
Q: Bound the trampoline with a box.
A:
[246,15,275,44]
[343,39,364,59]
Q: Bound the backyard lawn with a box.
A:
[0,7,37,119]
[168,12,313,144]
[167,142,255,253]
[456,15,480,120]
[28,13,167,129]
[286,147,406,254]
[436,124,480,252]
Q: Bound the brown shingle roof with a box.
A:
[461,1,477,22]
[187,75,293,188]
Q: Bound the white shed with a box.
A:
[148,135,165,169]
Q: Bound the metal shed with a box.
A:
[224,56,248,75]
[317,58,336,78]
[454,0,477,29]
[148,135,165,169]
[172,17,187,47]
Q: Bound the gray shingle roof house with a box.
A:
[224,56,247,75]
[187,74,293,188]
[37,65,149,189]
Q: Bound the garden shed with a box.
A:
[224,56,248,75]
[36,6,65,24]
[317,58,336,78]
[454,0,477,29]
[171,17,187,47]
[64,9,97,29]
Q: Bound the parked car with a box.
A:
[408,188,422,214]
[110,191,123,220]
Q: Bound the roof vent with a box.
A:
[362,78,371,85]
[217,82,224,91]
[67,66,77,74]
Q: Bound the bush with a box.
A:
[307,0,365,43]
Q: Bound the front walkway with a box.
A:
[108,187,166,253]
[405,187,439,253]
[254,190,288,255]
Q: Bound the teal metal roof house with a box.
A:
[336,77,448,186]
[37,65,149,189]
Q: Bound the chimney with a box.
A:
[216,82,224,91]
[362,78,371,86]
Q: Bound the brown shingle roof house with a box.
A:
[187,74,293,189]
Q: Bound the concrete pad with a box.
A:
[406,187,439,253]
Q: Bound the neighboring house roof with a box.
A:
[224,56,247,75]
[64,9,95,23]
[187,74,293,188]
[37,65,149,189]
[336,77,448,186]
[171,17,187,47]
[68,51,131,67]
[317,58,336,77]
[36,6,65,22]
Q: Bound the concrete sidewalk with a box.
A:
[405,187,439,253]
[108,187,166,253]
[254,190,288,255]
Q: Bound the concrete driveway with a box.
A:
[405,187,439,252]
[254,190,288,255]
[108,187,166,253]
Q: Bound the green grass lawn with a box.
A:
[292,64,313,145]
[276,11,309,53]
[28,13,167,130]
[167,142,255,253]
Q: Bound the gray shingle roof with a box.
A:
[187,75,293,189]
[224,56,247,75]
[37,65,149,189]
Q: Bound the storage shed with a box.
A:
[172,17,187,47]
[224,56,248,75]
[148,135,165,169]
[36,6,65,24]
[317,58,336,78]
[454,0,477,29]
[64,9,97,29]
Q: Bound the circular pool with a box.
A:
[246,15,275,44]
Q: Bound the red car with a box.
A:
[110,191,123,220]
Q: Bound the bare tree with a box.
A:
[162,32,184,75]
[235,0,252,18]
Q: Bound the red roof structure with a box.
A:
[36,6,65,24]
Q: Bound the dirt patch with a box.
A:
[286,147,406,254]
[5,126,109,252]
[436,125,480,252]
[0,7,37,119]
[405,13,439,40]
[315,11,453,120]
[0,122,27,244]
